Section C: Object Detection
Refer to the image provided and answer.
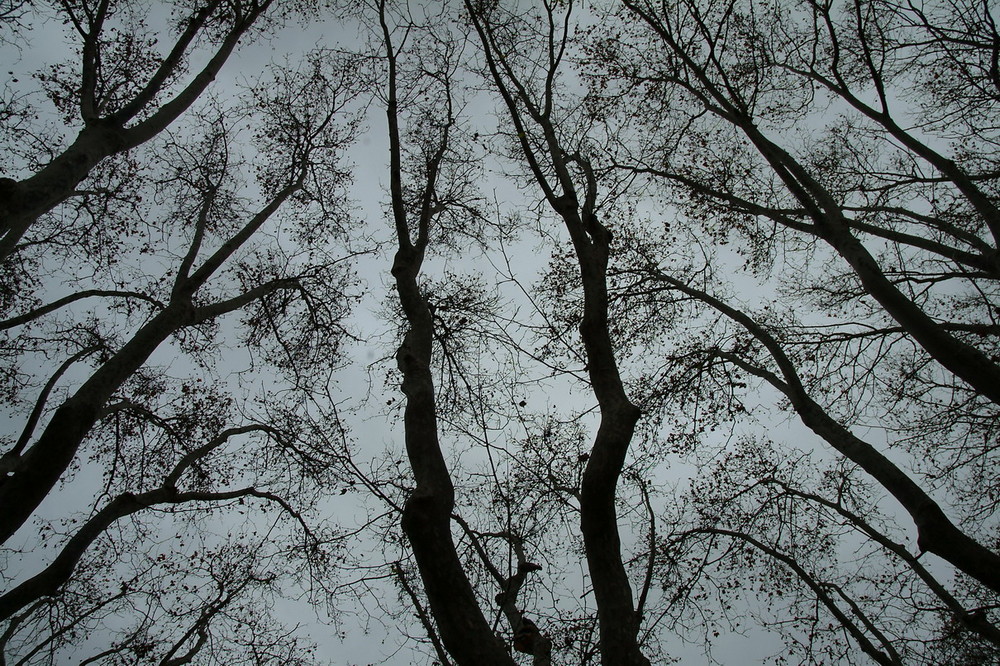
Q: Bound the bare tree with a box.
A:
[452,1,662,663]
[6,1,1000,664]
[3,534,327,665]
[564,0,1000,660]
[0,0,297,262]
[651,440,1000,664]
[0,50,363,664]
[376,1,517,661]
[0,53,361,545]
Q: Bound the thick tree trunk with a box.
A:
[564,205,651,666]
[579,408,647,666]
[0,123,128,258]
[391,250,516,666]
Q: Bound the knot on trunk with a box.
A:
[391,247,417,277]
[551,193,577,215]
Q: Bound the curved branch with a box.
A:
[0,291,164,331]
[656,274,1000,594]
[680,526,902,666]
[0,481,298,622]
[3,345,101,465]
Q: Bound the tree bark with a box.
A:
[571,212,650,666]
[463,5,652,660]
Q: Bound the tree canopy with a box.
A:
[1,1,998,664]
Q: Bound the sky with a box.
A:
[0,1,966,665]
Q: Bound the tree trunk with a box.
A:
[391,250,516,666]
[564,204,651,666]
[0,305,191,545]
[0,123,128,259]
